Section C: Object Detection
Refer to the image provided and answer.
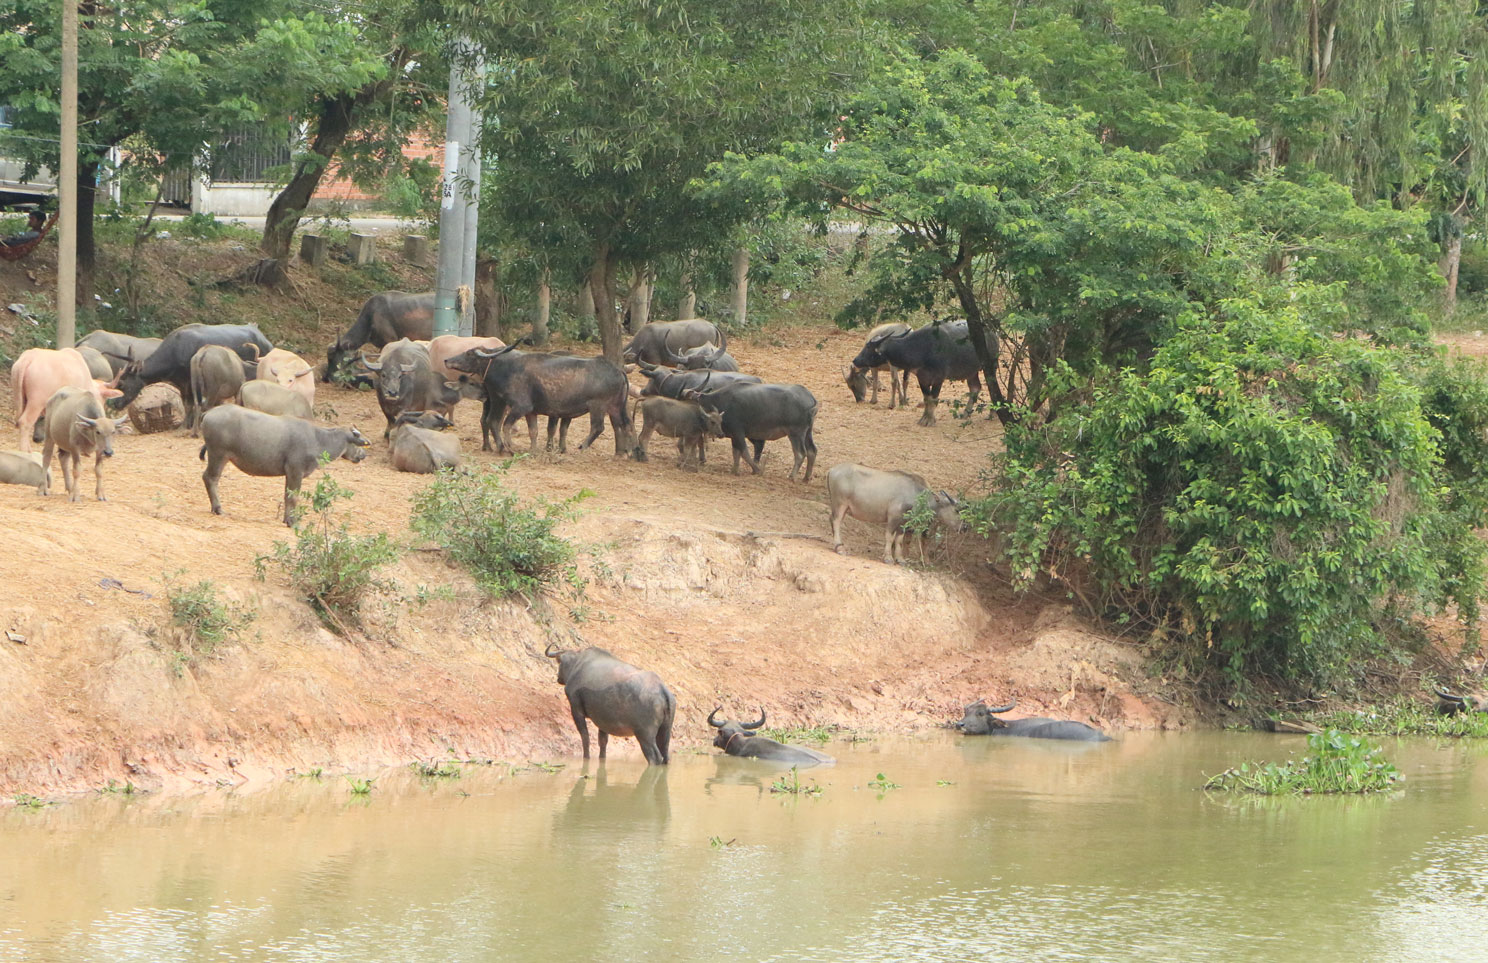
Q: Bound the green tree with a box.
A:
[450,0,876,363]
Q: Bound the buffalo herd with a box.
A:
[4,288,1116,767]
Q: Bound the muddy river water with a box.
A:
[2,732,1486,962]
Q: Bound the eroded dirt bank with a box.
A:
[0,328,1189,798]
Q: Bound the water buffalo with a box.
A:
[189,344,246,434]
[198,404,371,526]
[239,379,314,420]
[623,319,724,365]
[446,345,632,456]
[326,290,434,381]
[845,321,912,407]
[38,386,127,502]
[681,379,819,482]
[363,338,462,438]
[1435,686,1488,716]
[826,463,966,564]
[0,450,49,489]
[76,345,114,382]
[109,324,275,423]
[661,329,739,371]
[389,411,460,473]
[78,330,162,376]
[247,346,316,407]
[707,708,835,767]
[545,643,675,765]
[634,362,761,400]
[954,699,1111,742]
[633,396,724,468]
[863,320,984,426]
[428,334,505,380]
[11,347,123,452]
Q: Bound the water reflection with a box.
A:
[0,732,1484,962]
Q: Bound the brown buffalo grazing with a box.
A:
[37,386,127,502]
[844,321,912,407]
[326,290,434,381]
[826,463,965,564]
[633,396,724,468]
[198,405,370,526]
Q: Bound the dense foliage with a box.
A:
[1204,729,1402,795]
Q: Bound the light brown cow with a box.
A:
[428,335,505,381]
[10,348,123,453]
[254,347,316,408]
[239,380,314,420]
[38,386,126,502]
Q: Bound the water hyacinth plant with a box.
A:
[1204,730,1402,795]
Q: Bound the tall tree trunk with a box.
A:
[475,258,501,337]
[730,246,749,325]
[74,157,100,316]
[589,242,622,365]
[677,270,696,320]
[1442,233,1463,314]
[261,94,359,261]
[533,269,551,345]
[627,268,653,330]
[948,266,1010,425]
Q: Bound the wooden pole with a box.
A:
[57,0,78,348]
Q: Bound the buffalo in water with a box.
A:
[708,707,834,767]
[954,698,1110,742]
[546,643,676,765]
[1436,686,1488,716]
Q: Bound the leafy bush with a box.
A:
[410,465,590,599]
[164,574,255,655]
[971,297,1488,689]
[255,474,400,634]
[1204,729,1402,794]
[1310,701,1488,739]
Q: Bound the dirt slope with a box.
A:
[0,319,1187,798]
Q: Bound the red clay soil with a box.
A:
[0,321,1189,799]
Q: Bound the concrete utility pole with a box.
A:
[57,0,79,348]
[434,42,482,339]
[459,76,482,337]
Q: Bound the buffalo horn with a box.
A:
[708,327,728,362]
[662,329,685,365]
[743,707,766,730]
[544,642,561,659]
[243,342,261,362]
[1436,686,1467,703]
[707,706,725,728]
[360,349,383,371]
[987,699,1017,714]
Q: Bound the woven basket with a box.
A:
[127,384,185,434]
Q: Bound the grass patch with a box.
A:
[411,760,462,779]
[410,464,590,599]
[1306,701,1488,739]
[164,573,255,655]
[12,794,48,809]
[255,473,400,635]
[759,724,841,745]
[1204,729,1403,795]
[769,767,823,796]
[346,777,375,795]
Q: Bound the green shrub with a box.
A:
[255,473,400,634]
[970,298,1488,689]
[1204,729,1402,794]
[1456,243,1488,297]
[411,466,589,598]
[165,574,255,655]
[1310,701,1488,739]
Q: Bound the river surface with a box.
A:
[2,732,1487,962]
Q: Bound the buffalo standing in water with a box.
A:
[1436,686,1488,716]
[707,708,835,767]
[546,644,676,765]
[954,698,1110,742]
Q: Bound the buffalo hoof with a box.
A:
[834,544,848,556]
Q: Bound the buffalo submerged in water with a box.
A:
[707,708,834,767]
[954,698,1111,742]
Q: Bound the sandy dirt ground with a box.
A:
[0,321,1189,798]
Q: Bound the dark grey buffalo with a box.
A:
[446,345,632,456]
[623,319,724,365]
[109,323,274,424]
[708,708,834,767]
[854,319,984,426]
[682,378,819,482]
[661,329,739,371]
[954,698,1111,742]
[198,404,371,525]
[545,643,675,765]
[78,330,163,376]
[1436,686,1488,716]
[844,321,911,407]
[326,290,435,381]
[362,338,461,438]
[635,362,761,400]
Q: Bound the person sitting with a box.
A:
[0,211,46,248]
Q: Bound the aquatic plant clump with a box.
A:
[1204,730,1402,795]
[1311,702,1488,739]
